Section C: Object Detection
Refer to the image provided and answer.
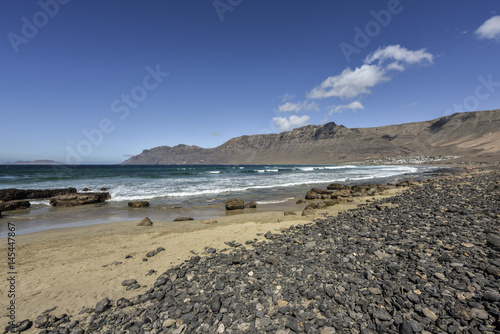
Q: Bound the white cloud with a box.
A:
[364,45,434,65]
[307,64,388,99]
[330,101,364,114]
[273,115,310,131]
[386,62,405,71]
[476,15,500,40]
[278,101,319,113]
[308,45,434,101]
[280,92,295,102]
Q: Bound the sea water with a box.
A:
[0,164,436,236]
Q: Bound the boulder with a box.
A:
[302,208,316,216]
[296,199,306,204]
[0,200,31,211]
[305,203,318,210]
[305,191,318,200]
[26,188,77,199]
[330,189,351,198]
[128,201,150,208]
[138,217,153,226]
[0,188,77,201]
[173,217,194,221]
[327,183,343,190]
[351,185,369,193]
[323,199,339,207]
[310,188,329,194]
[245,201,257,209]
[49,192,110,207]
[284,211,297,216]
[225,199,244,210]
[0,189,26,201]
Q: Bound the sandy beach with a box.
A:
[0,187,405,331]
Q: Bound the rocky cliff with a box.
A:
[123,109,500,165]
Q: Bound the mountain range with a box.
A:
[123,109,500,165]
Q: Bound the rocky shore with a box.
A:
[5,168,500,333]
[0,188,110,213]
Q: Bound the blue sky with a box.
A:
[1,1,499,164]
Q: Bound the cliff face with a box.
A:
[123,109,500,165]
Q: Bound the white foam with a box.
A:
[256,197,295,205]
[29,200,50,206]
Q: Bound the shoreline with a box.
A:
[0,182,412,329]
[0,164,451,238]
[1,166,492,332]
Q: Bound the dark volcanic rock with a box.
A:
[173,217,194,221]
[245,201,257,208]
[128,201,150,208]
[137,217,153,226]
[225,198,244,210]
[0,187,77,201]
[0,200,31,211]
[49,192,110,207]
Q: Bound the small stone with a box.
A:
[368,287,382,295]
[265,231,273,239]
[399,320,413,334]
[302,208,316,216]
[154,276,167,287]
[409,319,424,332]
[485,265,500,276]
[471,308,489,320]
[173,216,194,221]
[202,219,218,224]
[121,279,137,286]
[284,211,297,216]
[94,298,111,314]
[434,272,446,280]
[373,307,392,321]
[437,252,453,262]
[320,327,337,334]
[277,300,289,307]
[137,217,153,226]
[482,291,500,302]
[128,201,149,208]
[374,250,391,259]
[422,307,438,321]
[245,201,257,208]
[163,319,176,328]
[146,250,157,257]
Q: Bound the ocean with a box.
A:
[0,164,437,236]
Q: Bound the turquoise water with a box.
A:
[0,164,435,236]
